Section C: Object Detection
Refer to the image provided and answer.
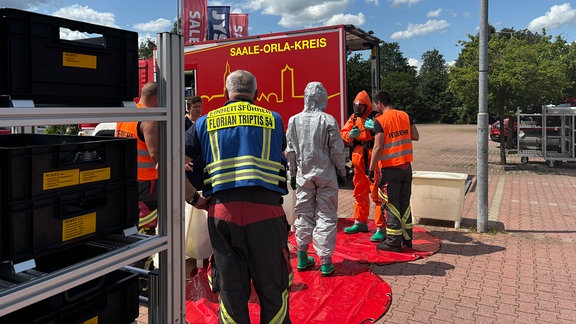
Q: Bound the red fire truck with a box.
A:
[138,25,381,127]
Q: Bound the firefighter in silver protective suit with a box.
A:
[285,81,347,277]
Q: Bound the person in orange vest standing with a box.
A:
[369,90,419,252]
[340,90,386,242]
[116,82,159,236]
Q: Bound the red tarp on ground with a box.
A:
[322,218,442,264]
[185,218,441,323]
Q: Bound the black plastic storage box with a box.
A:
[0,134,138,262]
[0,269,140,323]
[0,8,139,106]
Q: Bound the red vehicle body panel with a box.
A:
[184,27,347,128]
[137,25,381,129]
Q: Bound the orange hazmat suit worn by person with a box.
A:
[340,90,386,242]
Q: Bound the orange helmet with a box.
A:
[353,90,373,118]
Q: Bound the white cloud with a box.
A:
[391,19,450,40]
[246,0,352,28]
[324,12,366,26]
[133,18,173,33]
[365,0,379,4]
[0,0,49,10]
[52,5,118,28]
[427,9,442,18]
[138,34,157,47]
[408,58,420,71]
[528,3,576,32]
[390,0,420,9]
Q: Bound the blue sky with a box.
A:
[2,0,576,68]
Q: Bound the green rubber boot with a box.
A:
[370,229,386,242]
[321,263,335,277]
[297,251,315,271]
[343,222,369,234]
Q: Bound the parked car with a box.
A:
[490,118,517,146]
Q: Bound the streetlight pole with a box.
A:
[477,0,489,232]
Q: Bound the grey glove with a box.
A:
[290,177,297,190]
[349,126,360,139]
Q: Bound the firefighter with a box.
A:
[340,90,386,242]
[369,90,419,252]
[285,81,347,277]
[185,70,291,323]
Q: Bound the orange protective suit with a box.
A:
[340,91,385,228]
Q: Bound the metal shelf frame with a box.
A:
[517,104,576,167]
[0,33,186,323]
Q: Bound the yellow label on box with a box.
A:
[83,316,98,324]
[62,212,97,241]
[80,167,111,184]
[43,169,80,190]
[63,52,97,69]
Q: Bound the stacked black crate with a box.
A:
[0,8,141,323]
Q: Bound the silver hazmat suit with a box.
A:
[285,81,347,265]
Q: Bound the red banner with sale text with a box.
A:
[182,0,207,45]
[229,13,249,38]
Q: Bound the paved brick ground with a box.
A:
[138,124,576,323]
[367,124,576,324]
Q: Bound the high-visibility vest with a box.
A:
[195,101,288,196]
[376,109,413,168]
[115,103,158,181]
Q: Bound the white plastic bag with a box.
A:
[185,197,212,261]
[283,176,297,226]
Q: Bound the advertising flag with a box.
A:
[229,13,249,38]
[182,0,207,45]
[207,6,230,40]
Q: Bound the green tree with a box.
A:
[378,42,420,120]
[346,52,371,116]
[172,17,181,34]
[417,49,454,123]
[138,38,156,59]
[449,27,571,164]
[44,125,79,135]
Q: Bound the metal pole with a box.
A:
[157,32,186,323]
[477,0,489,232]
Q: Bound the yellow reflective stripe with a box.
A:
[207,273,213,290]
[209,129,220,162]
[205,155,284,174]
[262,128,271,160]
[401,205,413,240]
[138,209,158,228]
[378,188,388,203]
[385,203,413,239]
[269,289,290,324]
[386,228,403,236]
[208,169,285,187]
[402,205,411,222]
[288,272,294,287]
[386,203,401,219]
[219,299,237,324]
